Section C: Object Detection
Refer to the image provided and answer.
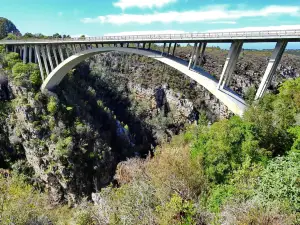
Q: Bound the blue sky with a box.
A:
[0,0,299,48]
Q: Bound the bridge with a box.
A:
[1,29,300,116]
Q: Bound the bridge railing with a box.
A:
[1,29,300,43]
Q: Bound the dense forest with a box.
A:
[0,19,300,224]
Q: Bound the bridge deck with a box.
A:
[1,29,300,45]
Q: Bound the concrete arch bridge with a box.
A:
[1,29,300,116]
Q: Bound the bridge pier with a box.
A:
[148,43,151,50]
[172,43,177,56]
[28,46,32,63]
[72,45,77,54]
[162,43,166,56]
[167,43,172,55]
[52,45,59,66]
[255,40,287,100]
[34,45,45,81]
[193,42,202,68]
[46,45,54,71]
[41,46,50,75]
[13,45,17,53]
[188,43,198,69]
[199,42,207,66]
[58,45,64,61]
[217,41,243,90]
[23,45,27,64]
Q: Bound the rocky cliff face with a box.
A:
[0,17,21,39]
[1,48,300,205]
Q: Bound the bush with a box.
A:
[47,96,58,115]
[11,62,40,87]
[4,52,21,69]
[255,152,300,212]
[191,116,268,184]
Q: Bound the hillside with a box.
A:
[0,17,21,39]
[0,37,300,224]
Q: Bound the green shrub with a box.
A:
[47,96,58,115]
[191,116,268,184]
[255,152,300,212]
[4,52,21,69]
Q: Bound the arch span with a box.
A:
[41,47,246,115]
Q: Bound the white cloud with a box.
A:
[208,21,237,24]
[206,24,300,33]
[113,0,176,10]
[71,34,91,38]
[104,30,186,36]
[81,5,300,25]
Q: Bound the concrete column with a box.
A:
[13,45,17,52]
[52,45,59,66]
[65,45,70,58]
[41,46,50,75]
[85,44,88,50]
[167,43,172,55]
[28,46,32,63]
[255,40,287,100]
[23,45,27,64]
[161,43,166,56]
[5,45,8,52]
[142,43,146,49]
[199,42,207,66]
[72,45,77,54]
[46,45,54,71]
[217,41,243,90]
[101,43,104,47]
[188,43,198,69]
[172,43,177,56]
[148,43,151,50]
[34,45,45,81]
[58,45,64,61]
[193,42,202,68]
[34,48,37,63]
[19,46,23,58]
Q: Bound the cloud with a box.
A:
[104,30,186,36]
[206,24,300,33]
[113,0,176,10]
[81,5,300,25]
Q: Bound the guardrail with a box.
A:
[1,29,300,43]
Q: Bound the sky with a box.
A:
[0,0,299,49]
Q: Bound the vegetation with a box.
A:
[0,26,300,224]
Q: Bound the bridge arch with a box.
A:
[41,47,246,116]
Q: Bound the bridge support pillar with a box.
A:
[5,45,8,52]
[52,46,59,66]
[199,42,207,66]
[255,40,287,100]
[72,45,77,54]
[142,43,146,49]
[46,45,54,71]
[193,42,202,68]
[58,46,65,61]
[172,43,177,56]
[167,43,172,55]
[34,48,37,63]
[65,45,70,58]
[41,46,50,76]
[23,45,27,64]
[148,43,151,50]
[161,43,166,56]
[188,43,198,70]
[217,41,243,90]
[13,46,17,52]
[34,45,45,81]
[28,46,32,63]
